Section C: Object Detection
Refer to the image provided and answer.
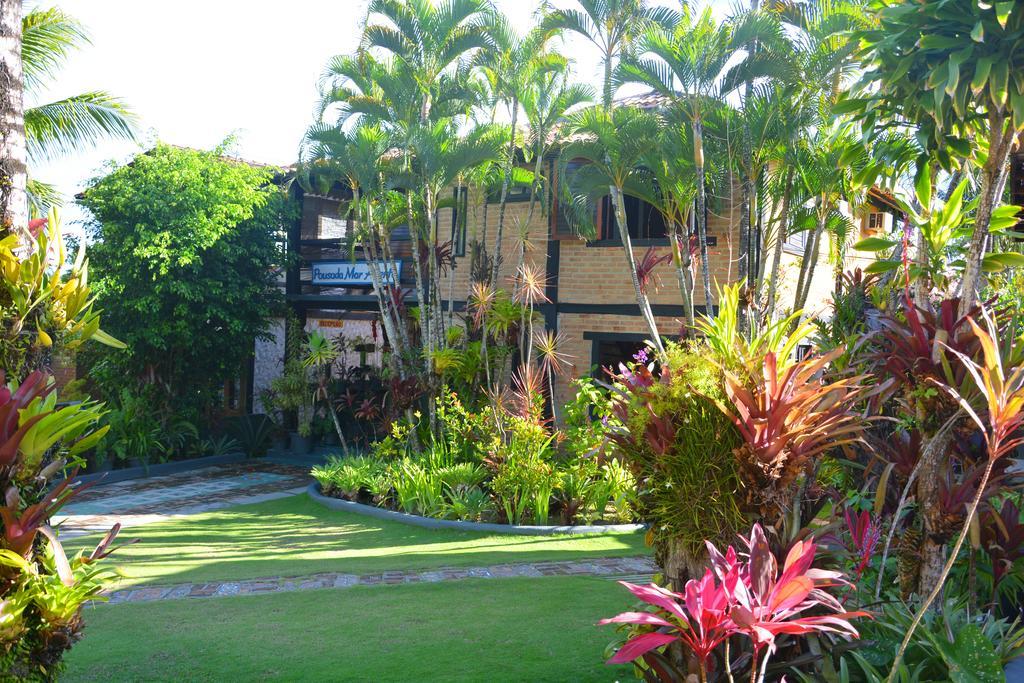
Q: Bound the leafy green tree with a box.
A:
[80,143,287,415]
[849,0,1024,312]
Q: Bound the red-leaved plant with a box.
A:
[600,524,867,683]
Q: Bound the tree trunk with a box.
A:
[490,98,519,288]
[611,184,664,356]
[669,220,695,329]
[915,420,956,595]
[693,118,713,312]
[0,0,26,231]
[765,167,794,320]
[960,112,1015,316]
[406,187,431,375]
[793,208,825,313]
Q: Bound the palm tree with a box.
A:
[515,64,593,276]
[363,0,492,124]
[475,11,561,288]
[561,105,665,355]
[22,7,137,208]
[618,6,735,313]
[1,0,27,230]
[790,126,864,314]
[301,121,416,377]
[641,110,698,327]
[762,84,814,320]
[362,0,493,363]
[543,0,676,110]
[721,7,791,304]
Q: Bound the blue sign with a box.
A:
[311,261,403,287]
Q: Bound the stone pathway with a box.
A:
[105,556,658,604]
[57,460,658,605]
[55,461,311,537]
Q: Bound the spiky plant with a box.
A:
[710,347,879,531]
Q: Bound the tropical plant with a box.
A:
[21,6,137,209]
[560,105,668,355]
[849,0,1024,311]
[607,341,746,586]
[888,311,1024,677]
[0,213,124,677]
[600,523,867,683]
[80,142,287,417]
[0,209,124,380]
[710,347,877,531]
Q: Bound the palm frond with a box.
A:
[21,7,88,93]
[25,91,138,161]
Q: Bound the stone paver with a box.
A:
[105,556,657,605]
[54,461,311,537]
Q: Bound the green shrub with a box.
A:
[391,460,445,517]
[491,447,559,526]
[610,341,744,580]
[436,462,486,491]
[441,486,494,522]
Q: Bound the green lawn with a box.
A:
[64,576,633,682]
[65,494,648,588]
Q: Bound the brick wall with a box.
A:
[284,180,880,422]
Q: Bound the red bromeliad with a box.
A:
[601,524,867,683]
[843,508,882,579]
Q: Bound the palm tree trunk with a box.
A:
[611,184,664,356]
[793,209,825,313]
[490,98,519,288]
[406,188,431,374]
[960,113,1015,316]
[692,118,713,313]
[669,223,695,329]
[766,168,794,320]
[602,55,613,110]
[447,184,463,328]
[0,0,27,231]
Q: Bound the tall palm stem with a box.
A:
[692,117,713,312]
[0,0,27,230]
[490,98,519,288]
[611,184,664,355]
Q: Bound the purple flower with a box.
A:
[633,348,649,364]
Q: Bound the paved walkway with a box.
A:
[58,460,658,604]
[55,461,311,537]
[106,556,658,604]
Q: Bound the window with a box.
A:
[318,214,348,239]
[597,194,668,241]
[862,211,886,238]
[784,229,807,253]
[593,338,649,374]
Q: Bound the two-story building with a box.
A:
[252,96,902,414]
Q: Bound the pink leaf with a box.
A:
[607,632,679,664]
[598,612,675,628]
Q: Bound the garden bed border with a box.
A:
[61,452,249,487]
[307,483,646,536]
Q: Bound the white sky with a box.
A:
[29,0,726,221]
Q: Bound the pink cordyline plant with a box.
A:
[600,524,867,683]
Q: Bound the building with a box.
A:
[254,99,902,415]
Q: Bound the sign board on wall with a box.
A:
[310,261,402,287]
